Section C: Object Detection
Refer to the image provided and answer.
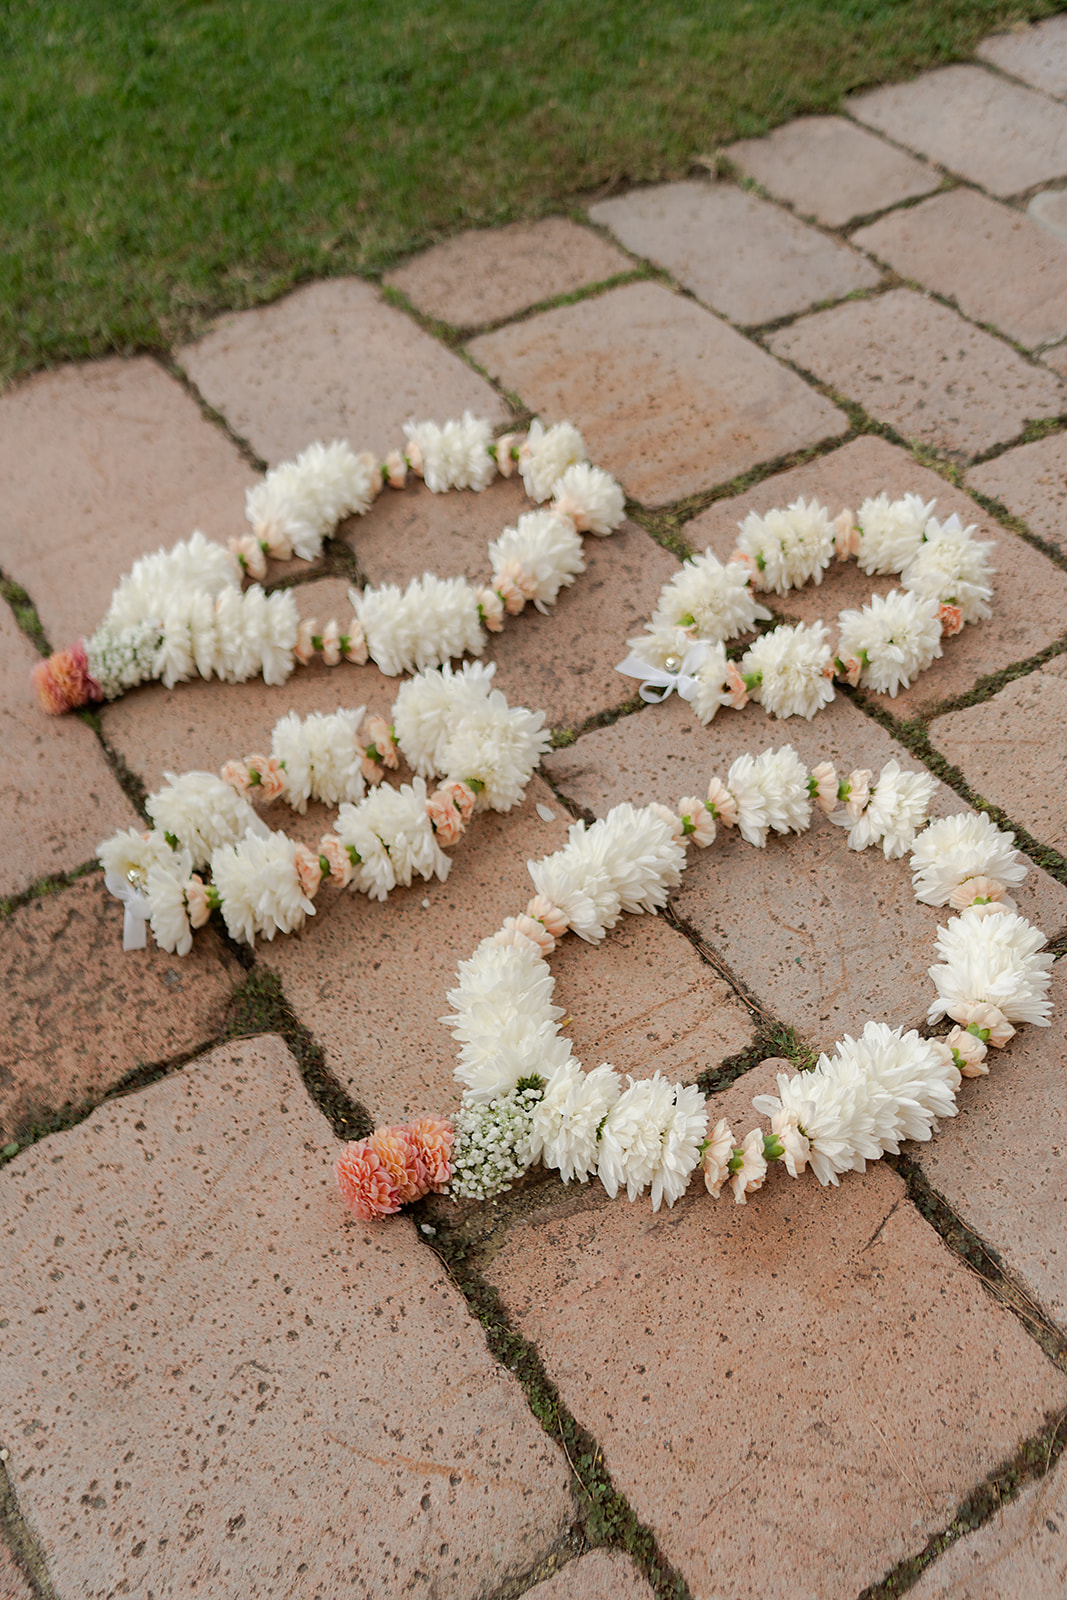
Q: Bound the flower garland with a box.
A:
[332,750,1054,1219]
[616,494,995,721]
[32,417,626,714]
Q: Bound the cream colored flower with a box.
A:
[702,1118,734,1198]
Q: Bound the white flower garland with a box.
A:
[617,496,995,721]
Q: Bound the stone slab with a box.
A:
[768,289,1064,461]
[259,775,757,1122]
[1028,187,1067,245]
[725,115,940,228]
[929,659,1067,856]
[469,282,848,507]
[854,188,1067,350]
[0,874,240,1146]
[544,693,1067,1049]
[0,1535,34,1600]
[978,15,1067,100]
[1043,339,1067,377]
[384,218,632,329]
[179,278,507,467]
[1,604,138,896]
[0,1037,573,1600]
[524,1548,656,1600]
[911,1449,1067,1599]
[0,356,255,650]
[848,64,1067,197]
[967,431,1067,557]
[485,1160,1067,1600]
[684,433,1067,718]
[588,181,879,325]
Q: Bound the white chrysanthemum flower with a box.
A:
[98,826,184,889]
[734,499,835,594]
[726,746,812,848]
[145,857,196,957]
[202,585,299,687]
[855,493,936,575]
[246,442,378,560]
[403,414,496,493]
[653,1082,709,1211]
[550,462,626,535]
[832,758,938,858]
[146,771,269,869]
[489,511,585,610]
[104,532,240,634]
[741,621,835,720]
[527,805,686,943]
[438,692,550,811]
[445,937,570,1100]
[688,641,731,724]
[928,908,1054,1029]
[901,514,995,623]
[519,419,587,502]
[836,589,943,697]
[596,1073,702,1207]
[448,1084,544,1200]
[353,575,485,676]
[623,622,696,673]
[86,619,161,699]
[910,813,1028,907]
[650,552,773,642]
[528,1060,622,1183]
[356,778,450,892]
[270,708,365,812]
[211,830,315,946]
[392,661,497,777]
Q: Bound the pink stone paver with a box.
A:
[1,870,240,1143]
[179,278,507,466]
[588,180,879,325]
[1,604,138,896]
[854,188,1067,350]
[978,15,1067,100]
[911,1450,1067,1599]
[725,114,940,227]
[848,64,1067,197]
[929,657,1067,856]
[0,356,255,649]
[768,288,1064,460]
[384,217,632,328]
[0,1037,574,1600]
[1043,339,1067,378]
[0,1537,34,1600]
[684,433,1067,718]
[523,1548,656,1600]
[967,430,1067,557]
[544,692,1067,1048]
[1029,187,1067,244]
[486,1161,1067,1600]
[469,281,848,506]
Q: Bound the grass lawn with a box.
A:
[1,0,1058,387]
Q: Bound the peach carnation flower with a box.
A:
[426,787,468,847]
[247,754,287,803]
[949,875,1013,912]
[945,1025,989,1077]
[184,875,212,929]
[294,617,318,667]
[954,1000,1015,1048]
[220,758,252,795]
[730,1127,768,1205]
[809,760,839,815]
[494,433,519,477]
[834,508,861,560]
[341,617,369,665]
[384,449,408,489]
[938,603,964,637]
[705,777,738,827]
[440,780,477,824]
[363,713,399,768]
[702,1118,734,1198]
[678,796,716,847]
[319,833,353,887]
[406,1114,454,1192]
[335,1140,402,1220]
[844,768,872,819]
[525,893,570,939]
[838,656,863,688]
[475,586,506,632]
[229,533,267,580]
[321,620,342,667]
[292,843,323,899]
[722,660,750,710]
[495,575,527,616]
[369,1127,424,1204]
[494,914,556,957]
[32,642,101,715]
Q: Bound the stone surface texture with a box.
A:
[967,430,1067,556]
[977,15,1067,99]
[469,281,848,505]
[1029,186,1067,244]
[0,1038,573,1599]
[179,278,507,466]
[768,288,1064,459]
[849,63,1067,196]
[0,1538,34,1600]
[384,217,631,328]
[725,114,940,226]
[853,187,1067,349]
[523,1549,656,1600]
[911,1449,1067,1599]
[589,180,879,324]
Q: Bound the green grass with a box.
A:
[1,0,1058,386]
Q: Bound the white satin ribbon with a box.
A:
[104,870,149,951]
[615,641,712,705]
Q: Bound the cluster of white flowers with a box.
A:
[335,776,451,901]
[900,513,995,623]
[528,804,687,943]
[392,662,498,777]
[910,812,1028,908]
[928,907,1054,1032]
[403,414,497,493]
[855,492,935,574]
[145,771,269,869]
[210,830,317,946]
[392,661,549,811]
[836,589,943,697]
[527,1059,621,1184]
[832,758,938,858]
[489,512,585,611]
[448,1084,546,1200]
[722,746,812,848]
[519,420,587,502]
[597,1075,708,1210]
[740,621,835,720]
[645,551,773,642]
[270,707,367,812]
[352,574,485,677]
[733,498,836,593]
[446,937,572,1100]
[246,441,380,561]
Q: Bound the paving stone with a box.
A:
[853,188,1067,350]
[848,64,1067,197]
[683,433,1067,718]
[1043,339,1067,377]
[911,1448,1067,1599]
[179,278,507,467]
[485,1157,1067,1600]
[725,114,940,228]
[0,1536,34,1600]
[967,430,1067,556]
[929,659,1067,856]
[978,15,1067,100]
[767,288,1064,460]
[523,1548,656,1600]
[1028,187,1067,244]
[384,217,631,329]
[0,874,240,1146]
[0,1036,573,1600]
[0,356,254,650]
[1,604,138,896]
[588,181,879,325]
[469,282,847,507]
[544,693,1067,1049]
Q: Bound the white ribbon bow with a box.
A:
[615,641,713,705]
[104,870,150,951]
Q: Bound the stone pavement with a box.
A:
[2,17,1067,1600]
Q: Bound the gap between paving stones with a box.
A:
[0,1456,56,1600]
[155,351,269,474]
[389,266,660,344]
[480,1529,592,1600]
